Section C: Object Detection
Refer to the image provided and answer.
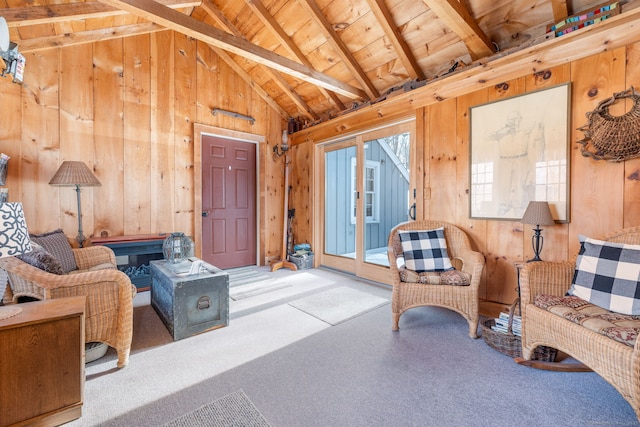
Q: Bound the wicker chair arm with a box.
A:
[456,249,485,286]
[519,260,574,303]
[0,256,134,298]
[73,245,117,270]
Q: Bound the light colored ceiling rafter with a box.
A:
[2,0,201,28]
[365,0,425,81]
[200,0,318,120]
[550,0,569,21]
[98,0,367,99]
[421,0,495,61]
[296,0,379,100]
[244,0,346,112]
[18,22,165,52]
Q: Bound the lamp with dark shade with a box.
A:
[0,202,32,319]
[521,201,555,262]
[49,161,101,248]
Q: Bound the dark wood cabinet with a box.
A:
[0,296,85,427]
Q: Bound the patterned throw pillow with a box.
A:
[568,235,640,315]
[398,227,454,273]
[16,242,65,275]
[29,229,78,273]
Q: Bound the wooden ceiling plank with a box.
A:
[421,0,495,61]
[550,0,569,22]
[245,0,345,112]
[365,0,425,81]
[3,1,202,28]
[98,0,367,99]
[200,0,318,120]
[297,0,379,100]
[18,22,165,52]
[199,0,242,37]
[291,5,640,144]
[269,70,319,120]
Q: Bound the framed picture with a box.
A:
[469,83,570,222]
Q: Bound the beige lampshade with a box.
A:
[521,201,555,226]
[49,161,101,187]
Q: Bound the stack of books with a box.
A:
[491,311,522,336]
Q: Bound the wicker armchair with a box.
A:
[0,245,136,368]
[387,220,485,338]
[520,226,640,420]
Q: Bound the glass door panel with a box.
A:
[363,132,411,267]
[324,143,357,265]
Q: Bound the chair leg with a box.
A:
[468,319,479,339]
[392,312,400,331]
[116,348,130,368]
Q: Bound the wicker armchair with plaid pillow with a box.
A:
[387,220,485,338]
[520,226,640,421]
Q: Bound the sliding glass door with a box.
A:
[323,139,357,273]
[363,129,411,267]
[319,121,413,283]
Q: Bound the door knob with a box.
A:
[202,211,208,217]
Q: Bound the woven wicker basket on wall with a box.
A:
[577,87,640,162]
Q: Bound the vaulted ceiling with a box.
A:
[1,0,630,127]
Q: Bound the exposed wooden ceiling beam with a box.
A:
[421,0,495,61]
[365,0,425,81]
[2,0,201,28]
[550,0,569,22]
[297,0,379,100]
[244,0,346,112]
[199,0,318,120]
[18,22,165,52]
[291,6,640,144]
[98,0,367,99]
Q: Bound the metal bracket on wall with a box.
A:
[211,108,255,125]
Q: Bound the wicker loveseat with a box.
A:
[0,240,136,368]
[387,220,485,338]
[519,226,640,420]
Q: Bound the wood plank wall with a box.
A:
[290,41,640,306]
[3,30,640,304]
[0,31,285,265]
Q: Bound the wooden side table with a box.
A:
[0,296,85,427]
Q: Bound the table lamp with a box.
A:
[49,161,101,248]
[521,201,555,262]
[0,202,32,320]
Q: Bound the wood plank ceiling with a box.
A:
[0,0,625,127]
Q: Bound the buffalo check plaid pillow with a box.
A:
[568,235,640,315]
[398,227,454,273]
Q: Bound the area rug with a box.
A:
[226,266,292,300]
[288,286,389,325]
[226,266,272,287]
[163,390,271,427]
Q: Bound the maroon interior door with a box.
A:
[202,135,256,269]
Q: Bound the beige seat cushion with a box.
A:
[535,294,640,347]
[399,266,470,286]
